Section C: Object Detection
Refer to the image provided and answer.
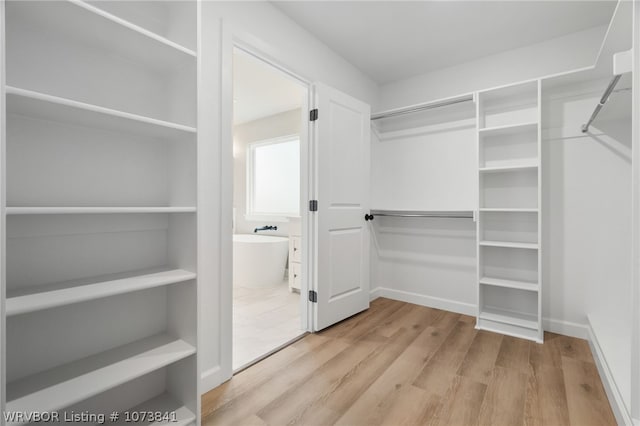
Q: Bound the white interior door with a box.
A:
[313,82,371,331]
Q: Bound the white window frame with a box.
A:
[245,134,300,222]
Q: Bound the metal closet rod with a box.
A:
[370,210,474,219]
[371,95,474,121]
[581,74,622,133]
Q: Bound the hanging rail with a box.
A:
[368,209,474,219]
[581,74,622,133]
[371,94,474,121]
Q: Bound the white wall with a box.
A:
[377,25,607,112]
[372,74,632,344]
[199,1,378,392]
[233,109,301,237]
[370,25,614,329]
[370,104,478,315]
[542,80,631,337]
[371,215,477,315]
[371,106,476,211]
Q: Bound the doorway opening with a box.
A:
[231,47,309,371]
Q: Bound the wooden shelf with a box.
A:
[479,276,538,292]
[6,206,196,215]
[479,164,538,173]
[6,87,196,140]
[113,393,196,426]
[478,121,538,136]
[479,307,538,330]
[6,334,196,421]
[7,268,196,316]
[9,0,195,71]
[479,208,538,213]
[479,240,539,250]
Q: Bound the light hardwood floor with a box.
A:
[203,298,616,426]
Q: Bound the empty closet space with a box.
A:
[537,1,633,412]
[3,0,199,423]
[370,98,477,309]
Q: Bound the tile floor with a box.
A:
[233,279,303,370]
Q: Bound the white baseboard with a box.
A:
[542,317,588,339]
[587,319,633,426]
[201,365,225,394]
[370,286,381,301]
[376,287,476,316]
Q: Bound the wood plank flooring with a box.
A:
[202,298,616,426]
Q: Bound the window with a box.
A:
[247,135,300,218]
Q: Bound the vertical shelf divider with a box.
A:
[476,80,543,343]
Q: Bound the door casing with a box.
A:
[220,22,314,383]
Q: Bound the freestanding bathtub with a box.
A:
[233,234,289,288]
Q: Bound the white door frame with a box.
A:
[220,22,315,381]
[631,0,640,419]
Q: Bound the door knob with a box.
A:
[365,214,374,221]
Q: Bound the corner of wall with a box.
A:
[201,365,228,394]
[374,286,476,317]
[377,25,608,112]
[369,286,381,301]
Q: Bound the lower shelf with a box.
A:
[114,393,196,426]
[478,306,541,342]
[7,333,196,422]
[477,317,541,343]
[479,276,538,292]
[480,307,538,329]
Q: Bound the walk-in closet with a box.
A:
[1,1,639,425]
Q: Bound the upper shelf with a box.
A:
[372,93,476,134]
[479,80,538,105]
[593,0,632,78]
[7,0,195,72]
[479,121,538,136]
[6,87,197,140]
[6,207,196,215]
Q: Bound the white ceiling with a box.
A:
[272,1,617,84]
[233,49,304,125]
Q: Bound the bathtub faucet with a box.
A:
[254,225,278,233]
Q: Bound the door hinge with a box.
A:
[309,109,318,121]
[309,200,318,211]
[308,290,317,303]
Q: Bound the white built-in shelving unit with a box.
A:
[476,80,543,343]
[2,0,199,423]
